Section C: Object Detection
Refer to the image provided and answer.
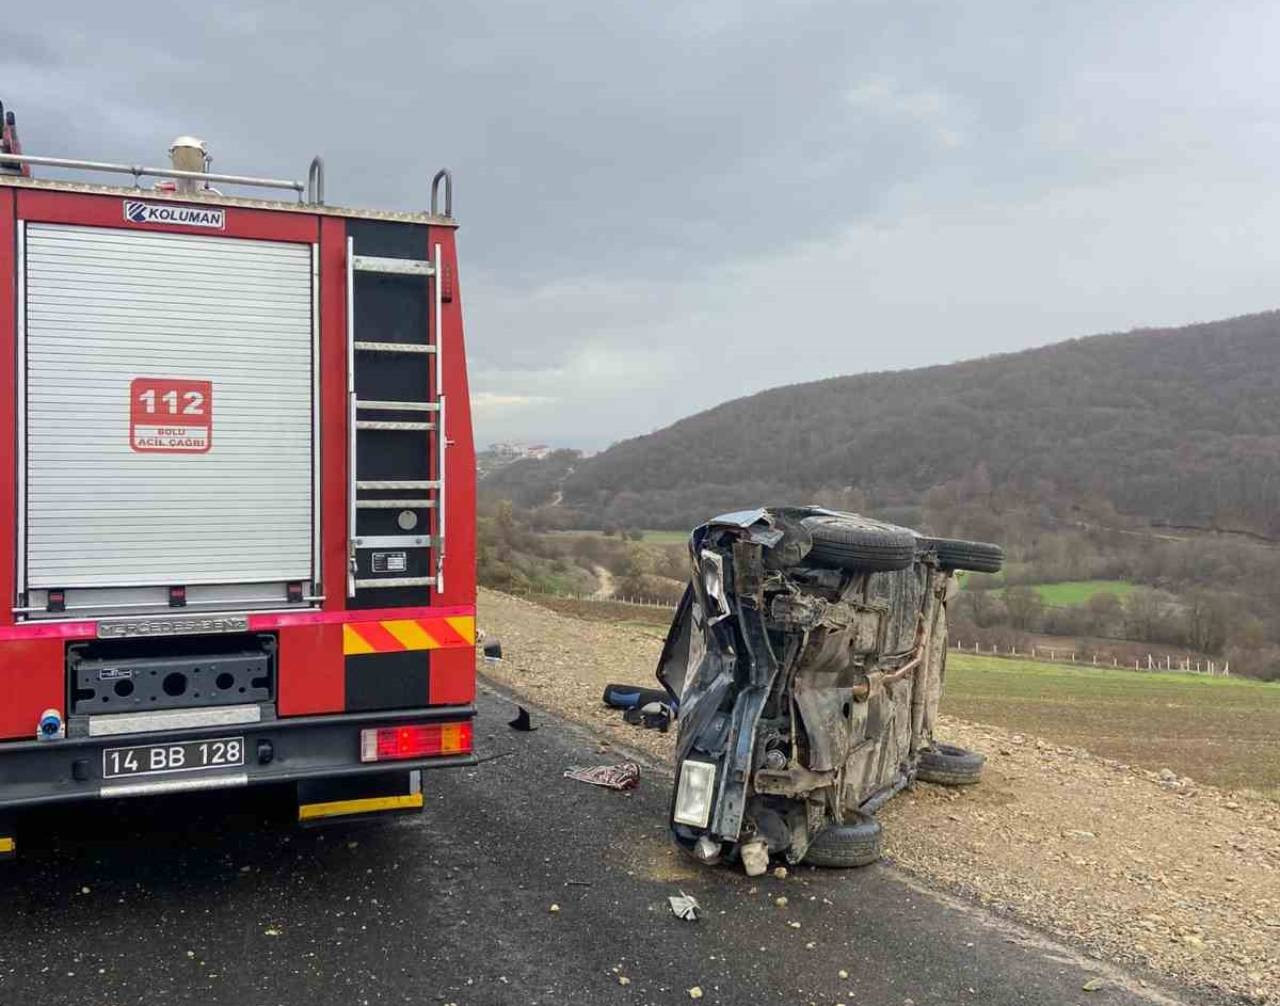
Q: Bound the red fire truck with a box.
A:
[0,106,477,857]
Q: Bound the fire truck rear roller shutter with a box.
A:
[23,223,316,591]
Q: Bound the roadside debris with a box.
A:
[623,701,672,732]
[508,705,536,731]
[563,762,640,791]
[1082,977,1106,992]
[668,891,701,921]
[603,683,673,732]
[482,637,503,662]
[602,682,667,710]
[688,986,703,999]
[739,838,769,876]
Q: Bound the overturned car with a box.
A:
[655,508,1002,874]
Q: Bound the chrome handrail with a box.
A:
[1,152,311,200]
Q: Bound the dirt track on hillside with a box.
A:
[477,588,1280,1005]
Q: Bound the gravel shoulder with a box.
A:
[478,587,1280,1005]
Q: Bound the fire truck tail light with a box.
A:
[359,722,472,763]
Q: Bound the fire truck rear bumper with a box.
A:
[0,705,476,811]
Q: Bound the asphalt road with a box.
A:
[0,686,1201,1006]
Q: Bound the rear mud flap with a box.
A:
[297,769,423,825]
[0,811,16,861]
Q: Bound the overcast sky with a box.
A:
[7,2,1280,449]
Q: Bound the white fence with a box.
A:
[520,591,676,610]
[951,640,1229,676]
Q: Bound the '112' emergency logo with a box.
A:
[129,377,213,453]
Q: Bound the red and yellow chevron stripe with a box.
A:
[342,615,475,656]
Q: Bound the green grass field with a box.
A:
[943,652,1280,797]
[1029,579,1136,604]
[975,578,1137,605]
[637,529,689,545]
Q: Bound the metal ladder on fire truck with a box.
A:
[345,218,446,598]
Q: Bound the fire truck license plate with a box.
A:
[102,736,245,779]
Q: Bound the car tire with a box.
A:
[918,537,1004,573]
[916,742,985,786]
[801,515,916,573]
[803,812,883,868]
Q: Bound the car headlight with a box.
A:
[673,759,716,828]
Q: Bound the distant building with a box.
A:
[488,442,552,460]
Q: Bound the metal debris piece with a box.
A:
[668,891,701,921]
[563,761,640,791]
[693,835,721,863]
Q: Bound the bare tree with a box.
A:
[1123,588,1164,643]
[1184,591,1231,655]
[1004,586,1044,631]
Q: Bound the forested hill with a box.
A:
[558,310,1280,533]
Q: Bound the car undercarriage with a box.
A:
[655,507,1003,873]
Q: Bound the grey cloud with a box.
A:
[6,2,1280,448]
